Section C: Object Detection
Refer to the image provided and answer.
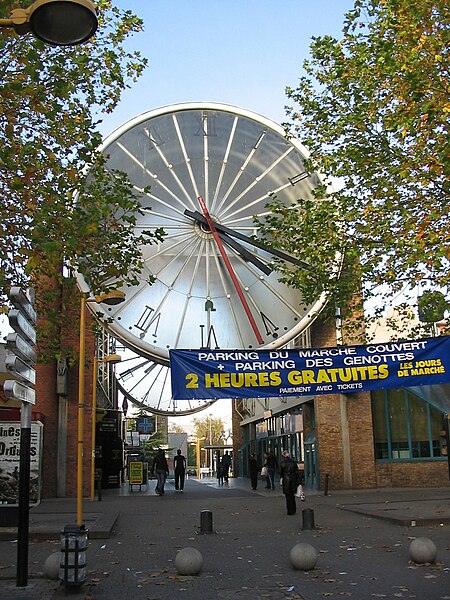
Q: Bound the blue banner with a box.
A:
[170,336,450,400]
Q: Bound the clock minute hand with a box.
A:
[197,197,264,345]
[184,209,309,269]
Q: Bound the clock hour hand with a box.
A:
[216,231,272,275]
[184,209,309,269]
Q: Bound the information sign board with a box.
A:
[129,461,143,485]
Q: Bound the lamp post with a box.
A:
[191,437,205,479]
[208,413,213,473]
[0,0,98,46]
[90,352,121,502]
[77,290,125,526]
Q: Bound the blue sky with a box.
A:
[98,0,355,138]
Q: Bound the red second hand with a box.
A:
[197,196,264,345]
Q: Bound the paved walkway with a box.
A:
[0,478,449,599]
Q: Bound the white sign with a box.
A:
[0,422,43,506]
[3,380,36,404]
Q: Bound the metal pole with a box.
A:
[77,296,86,526]
[196,438,201,478]
[16,402,32,587]
[90,354,98,501]
[445,414,450,482]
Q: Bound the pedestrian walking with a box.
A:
[216,458,224,485]
[152,448,169,495]
[264,451,277,490]
[221,451,232,483]
[279,450,299,515]
[173,448,186,492]
[249,452,259,490]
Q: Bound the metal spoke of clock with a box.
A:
[211,240,304,334]
[108,235,199,325]
[134,186,195,222]
[220,147,294,221]
[141,244,201,333]
[172,239,206,348]
[214,130,264,217]
[210,247,247,348]
[118,359,159,396]
[213,240,307,320]
[116,143,194,214]
[173,114,201,200]
[145,126,199,212]
[210,116,238,215]
[116,350,218,415]
[154,365,170,412]
[203,114,210,207]
[142,232,197,271]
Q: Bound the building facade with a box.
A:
[236,318,450,491]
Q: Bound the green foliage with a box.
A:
[0,1,164,300]
[192,415,226,446]
[268,0,450,341]
[140,431,168,464]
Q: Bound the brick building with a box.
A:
[236,317,450,491]
[1,283,449,500]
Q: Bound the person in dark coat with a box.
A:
[221,451,232,483]
[173,449,186,492]
[248,453,259,490]
[279,450,300,515]
[152,449,169,495]
[216,458,224,485]
[264,451,278,490]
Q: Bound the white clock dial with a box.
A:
[77,103,333,414]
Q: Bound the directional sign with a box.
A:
[6,332,36,364]
[3,380,36,405]
[8,309,36,344]
[9,287,36,324]
[5,355,36,385]
[6,288,36,404]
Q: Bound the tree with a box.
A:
[192,416,226,446]
[260,0,449,341]
[168,423,186,434]
[0,0,164,303]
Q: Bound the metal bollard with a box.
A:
[324,473,330,496]
[200,510,213,534]
[302,508,315,530]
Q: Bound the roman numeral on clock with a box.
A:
[134,306,161,339]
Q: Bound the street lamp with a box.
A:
[90,352,122,502]
[0,0,98,46]
[77,290,125,526]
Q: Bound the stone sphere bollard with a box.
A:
[43,552,61,580]
[289,542,318,571]
[175,547,203,575]
[409,537,437,564]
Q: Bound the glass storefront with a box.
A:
[372,388,447,462]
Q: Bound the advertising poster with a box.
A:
[170,336,450,401]
[129,461,143,485]
[0,421,43,506]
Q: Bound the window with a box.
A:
[371,388,446,461]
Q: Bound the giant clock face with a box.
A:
[77,102,332,414]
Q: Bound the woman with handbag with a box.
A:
[279,450,300,515]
